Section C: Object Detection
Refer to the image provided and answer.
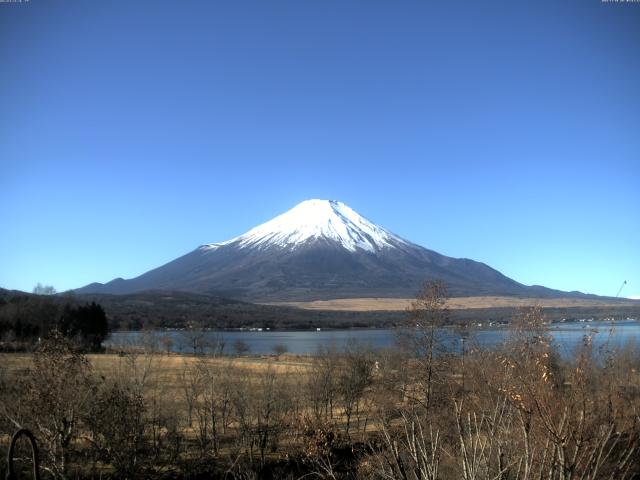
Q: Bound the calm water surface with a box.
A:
[106,319,640,357]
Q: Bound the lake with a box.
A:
[105,319,640,358]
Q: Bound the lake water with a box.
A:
[106,319,640,358]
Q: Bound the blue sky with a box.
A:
[1,0,639,298]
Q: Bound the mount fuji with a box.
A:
[76,199,579,301]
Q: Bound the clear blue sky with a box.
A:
[1,0,639,298]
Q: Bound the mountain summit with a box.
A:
[77,200,577,301]
[201,199,407,253]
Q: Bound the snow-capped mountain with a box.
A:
[76,199,573,301]
[202,199,407,253]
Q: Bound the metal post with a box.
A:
[6,429,40,480]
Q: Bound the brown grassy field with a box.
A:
[0,352,313,379]
[268,295,640,311]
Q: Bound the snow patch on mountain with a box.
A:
[201,199,408,252]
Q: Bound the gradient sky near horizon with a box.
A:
[1,0,639,298]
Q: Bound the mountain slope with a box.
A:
[76,199,587,301]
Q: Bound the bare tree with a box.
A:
[377,408,442,480]
[307,344,339,421]
[272,343,287,357]
[181,323,207,355]
[84,381,146,477]
[180,360,203,428]
[206,332,226,356]
[337,341,374,435]
[403,280,449,411]
[160,334,174,355]
[253,367,292,466]
[15,332,95,478]
[233,339,250,356]
[32,283,56,295]
[191,357,228,455]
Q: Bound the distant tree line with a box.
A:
[74,290,405,331]
[0,291,108,351]
[48,291,640,332]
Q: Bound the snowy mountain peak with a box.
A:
[202,199,408,253]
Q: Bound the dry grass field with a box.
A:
[269,295,640,311]
[0,352,314,383]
